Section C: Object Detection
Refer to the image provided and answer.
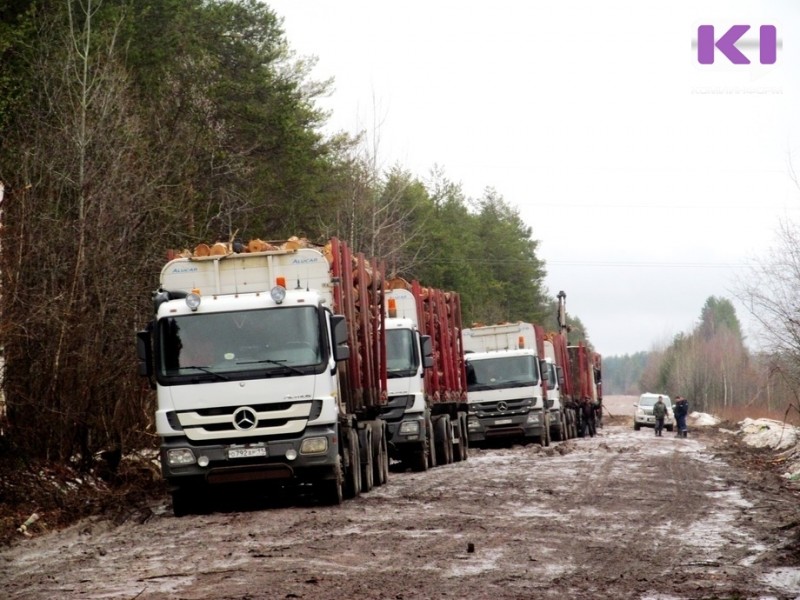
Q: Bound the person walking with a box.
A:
[652,395,667,437]
[674,395,689,438]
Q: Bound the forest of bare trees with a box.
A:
[1,0,797,476]
[0,1,551,467]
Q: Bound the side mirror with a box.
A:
[421,335,434,369]
[539,359,548,383]
[331,315,350,362]
[556,365,565,388]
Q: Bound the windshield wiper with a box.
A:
[236,358,305,375]
[181,366,229,381]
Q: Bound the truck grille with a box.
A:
[470,398,532,418]
[177,401,313,441]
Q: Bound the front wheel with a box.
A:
[344,428,361,499]
[318,463,344,506]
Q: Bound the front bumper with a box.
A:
[467,410,545,443]
[160,424,339,488]
[384,413,426,458]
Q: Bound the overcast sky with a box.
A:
[268,0,800,356]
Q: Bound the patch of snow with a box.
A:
[689,411,720,426]
[761,567,800,596]
[739,418,798,451]
[445,547,503,577]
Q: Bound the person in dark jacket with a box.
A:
[674,395,689,438]
[653,395,667,437]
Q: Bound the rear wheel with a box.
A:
[452,414,465,462]
[460,414,470,460]
[371,421,388,486]
[359,426,374,493]
[434,415,453,465]
[634,422,641,431]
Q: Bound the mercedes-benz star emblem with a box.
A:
[497,401,508,412]
[233,407,258,431]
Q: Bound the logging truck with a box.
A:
[552,291,602,437]
[137,238,389,515]
[382,280,469,470]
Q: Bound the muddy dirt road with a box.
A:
[2,397,800,599]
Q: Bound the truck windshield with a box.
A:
[386,329,418,378]
[466,355,539,391]
[158,306,323,377]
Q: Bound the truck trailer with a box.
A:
[382,280,469,470]
[462,322,550,446]
[137,238,389,515]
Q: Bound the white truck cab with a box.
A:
[463,323,549,445]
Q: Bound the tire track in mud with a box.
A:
[2,425,799,599]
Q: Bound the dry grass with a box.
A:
[714,403,800,427]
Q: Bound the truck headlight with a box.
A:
[185,292,201,311]
[468,417,480,430]
[300,437,328,454]
[270,285,286,304]
[526,413,540,425]
[167,448,196,466]
[399,420,420,435]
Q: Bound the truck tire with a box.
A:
[344,428,361,499]
[410,417,433,472]
[634,422,641,431]
[371,421,388,486]
[539,413,551,447]
[452,414,464,462]
[426,415,438,469]
[359,426,374,493]
[460,413,470,460]
[434,415,453,465]
[453,413,467,462]
[319,462,344,506]
[171,489,194,517]
[551,416,562,442]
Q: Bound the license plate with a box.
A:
[494,418,513,425]
[227,447,267,459]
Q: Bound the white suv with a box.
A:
[633,393,674,431]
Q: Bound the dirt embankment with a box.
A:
[2,397,800,599]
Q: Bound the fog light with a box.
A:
[399,420,420,435]
[197,455,210,467]
[285,449,298,461]
[167,448,196,466]
[299,437,328,455]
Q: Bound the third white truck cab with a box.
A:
[463,322,549,446]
